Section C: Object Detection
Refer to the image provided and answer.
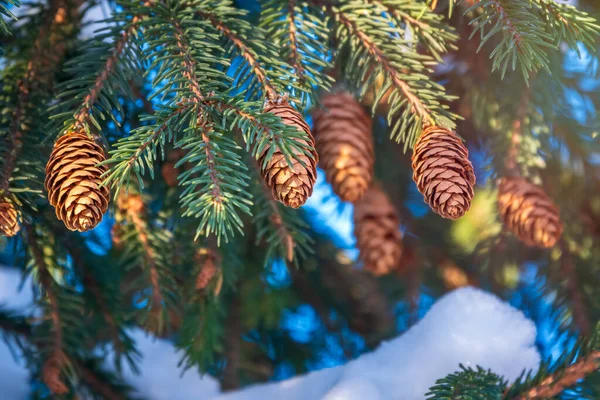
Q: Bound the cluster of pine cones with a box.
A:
[1,90,563,269]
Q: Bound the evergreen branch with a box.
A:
[322,0,457,148]
[75,359,131,400]
[1,0,78,195]
[533,0,600,55]
[511,352,600,399]
[103,103,196,191]
[198,9,279,100]
[50,4,145,138]
[176,126,253,243]
[335,8,431,124]
[463,0,599,81]
[0,307,31,338]
[71,11,147,132]
[260,0,333,105]
[0,0,19,36]
[426,365,506,399]
[127,205,166,317]
[365,0,459,62]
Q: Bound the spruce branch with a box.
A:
[1,0,79,198]
[323,0,457,148]
[260,0,333,105]
[365,0,459,62]
[71,11,147,133]
[198,9,279,100]
[511,352,600,399]
[0,0,19,36]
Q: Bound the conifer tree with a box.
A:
[0,0,599,397]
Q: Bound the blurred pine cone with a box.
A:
[45,132,109,232]
[353,186,403,275]
[260,98,317,208]
[313,91,374,203]
[0,198,19,237]
[411,126,475,219]
[497,176,563,248]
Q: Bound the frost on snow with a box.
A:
[214,287,540,400]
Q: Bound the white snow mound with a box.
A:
[215,287,540,400]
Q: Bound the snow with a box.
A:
[0,265,540,400]
[212,287,540,400]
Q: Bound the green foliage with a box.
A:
[465,0,600,81]
[426,365,506,399]
[328,0,457,150]
[0,0,19,36]
[260,0,334,106]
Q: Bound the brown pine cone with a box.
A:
[42,352,69,394]
[497,176,563,248]
[0,198,20,237]
[411,126,476,219]
[45,132,109,232]
[313,92,374,203]
[354,186,403,276]
[260,98,318,208]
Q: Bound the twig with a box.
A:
[511,351,600,399]
[199,11,278,99]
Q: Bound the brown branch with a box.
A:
[286,0,306,83]
[1,0,79,192]
[199,11,278,99]
[505,86,531,175]
[559,241,591,336]
[260,182,295,262]
[331,7,433,125]
[222,296,242,391]
[25,224,69,394]
[511,351,600,399]
[128,210,165,311]
[75,361,127,400]
[72,12,146,130]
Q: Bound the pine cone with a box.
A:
[45,132,109,232]
[353,186,403,276]
[497,176,563,248]
[0,198,19,237]
[260,98,317,208]
[411,126,475,219]
[313,92,374,203]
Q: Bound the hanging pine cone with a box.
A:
[260,98,318,208]
[313,91,374,203]
[45,132,109,232]
[353,186,403,276]
[497,176,563,248]
[0,198,19,237]
[411,126,476,219]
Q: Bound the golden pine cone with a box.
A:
[0,199,20,237]
[45,132,109,232]
[313,92,374,203]
[411,126,476,219]
[497,176,563,248]
[353,186,403,276]
[260,98,318,208]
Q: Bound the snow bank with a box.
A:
[0,265,539,400]
[214,287,540,400]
